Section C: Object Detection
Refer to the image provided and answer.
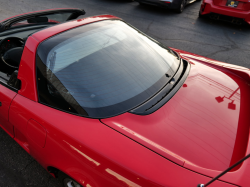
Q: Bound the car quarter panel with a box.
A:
[9,94,237,187]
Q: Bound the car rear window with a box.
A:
[36,20,179,118]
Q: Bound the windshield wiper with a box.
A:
[198,153,250,187]
[130,58,190,115]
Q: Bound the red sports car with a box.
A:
[0,8,250,187]
[200,0,250,24]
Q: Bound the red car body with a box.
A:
[0,9,250,187]
[200,0,250,24]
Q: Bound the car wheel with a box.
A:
[63,178,82,187]
[59,172,82,187]
[176,0,185,13]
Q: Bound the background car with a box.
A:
[0,8,250,187]
[135,0,200,13]
[200,0,250,25]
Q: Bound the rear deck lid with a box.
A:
[101,61,250,172]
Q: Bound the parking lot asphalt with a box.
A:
[0,0,249,186]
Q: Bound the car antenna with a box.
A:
[197,153,250,187]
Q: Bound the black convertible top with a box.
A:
[0,8,85,32]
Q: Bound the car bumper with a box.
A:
[135,0,180,9]
[200,0,250,24]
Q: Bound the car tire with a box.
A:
[59,172,82,187]
[176,0,185,13]
[198,11,204,18]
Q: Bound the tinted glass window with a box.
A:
[37,20,180,118]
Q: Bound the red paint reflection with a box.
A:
[215,87,239,110]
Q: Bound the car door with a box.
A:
[0,84,17,137]
[0,8,85,32]
[0,8,85,137]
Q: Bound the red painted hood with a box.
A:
[101,53,250,173]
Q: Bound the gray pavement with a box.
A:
[0,0,249,186]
